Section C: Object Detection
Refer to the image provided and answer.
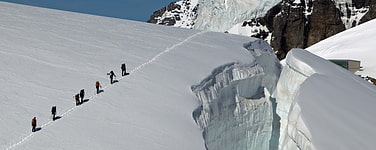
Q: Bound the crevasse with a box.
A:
[192,39,281,150]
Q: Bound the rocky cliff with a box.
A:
[147,0,198,28]
[149,0,376,59]
[243,0,376,59]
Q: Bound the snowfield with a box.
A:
[307,19,376,78]
[1,1,376,150]
[0,2,256,150]
[274,48,376,150]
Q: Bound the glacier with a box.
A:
[274,49,376,150]
[1,1,376,150]
[192,46,376,150]
[192,39,281,150]
[194,0,281,32]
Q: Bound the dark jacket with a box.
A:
[31,118,37,126]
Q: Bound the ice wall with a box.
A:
[192,39,281,150]
[194,0,281,32]
[272,49,313,150]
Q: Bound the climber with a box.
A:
[96,81,102,94]
[31,117,37,132]
[108,71,116,84]
[121,63,127,76]
[75,93,80,105]
[51,106,57,121]
[80,89,85,103]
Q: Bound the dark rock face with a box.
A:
[249,0,376,59]
[149,0,376,59]
[306,0,345,48]
[250,0,345,59]
[360,1,376,23]
[269,1,312,59]
[147,2,180,25]
[147,0,198,27]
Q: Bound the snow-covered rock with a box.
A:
[193,0,281,32]
[148,0,198,28]
[149,0,376,60]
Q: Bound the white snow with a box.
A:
[333,0,370,29]
[2,1,376,150]
[228,22,272,43]
[307,19,376,78]
[0,2,257,150]
[274,19,376,150]
[194,0,281,32]
[155,0,198,28]
[274,48,376,150]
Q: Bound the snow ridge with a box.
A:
[4,30,206,150]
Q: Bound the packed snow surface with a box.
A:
[0,2,258,150]
[307,19,376,78]
[2,1,376,150]
[274,49,376,150]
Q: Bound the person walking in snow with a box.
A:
[75,93,80,105]
[108,71,116,84]
[31,117,37,132]
[96,81,102,94]
[51,106,57,121]
[79,89,85,103]
[121,63,127,76]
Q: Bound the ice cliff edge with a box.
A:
[192,46,376,150]
[274,49,376,150]
[191,39,281,150]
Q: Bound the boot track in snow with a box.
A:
[4,31,205,150]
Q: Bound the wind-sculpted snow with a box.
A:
[274,49,376,150]
[192,39,281,150]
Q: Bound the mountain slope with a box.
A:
[0,2,258,150]
[307,19,376,78]
[149,0,376,59]
[2,2,376,150]
[274,48,376,150]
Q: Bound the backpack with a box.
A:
[52,106,56,114]
[96,81,100,87]
[80,89,85,96]
[121,64,126,70]
[32,118,36,126]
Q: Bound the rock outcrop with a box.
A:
[244,0,375,59]
[149,0,376,59]
[147,0,198,28]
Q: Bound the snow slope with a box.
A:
[274,48,376,150]
[194,0,281,32]
[0,2,259,150]
[307,19,376,78]
[2,1,376,150]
